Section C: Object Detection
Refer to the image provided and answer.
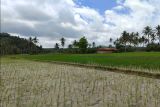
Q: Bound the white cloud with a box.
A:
[1,0,160,48]
[105,0,160,35]
[113,5,124,11]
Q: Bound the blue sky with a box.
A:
[76,0,117,14]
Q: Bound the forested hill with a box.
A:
[0,33,42,55]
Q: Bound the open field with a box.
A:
[1,58,160,107]
[18,52,160,72]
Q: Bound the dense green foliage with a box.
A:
[19,52,160,70]
[35,48,97,54]
[54,36,90,54]
[78,36,88,53]
[60,37,65,48]
[114,25,160,52]
[0,33,42,55]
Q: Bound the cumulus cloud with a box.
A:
[1,0,160,47]
[105,0,160,34]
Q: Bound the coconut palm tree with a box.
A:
[129,32,135,46]
[109,38,113,43]
[55,43,59,49]
[30,36,39,54]
[143,26,152,44]
[28,37,33,54]
[92,42,95,48]
[33,37,38,45]
[60,37,65,48]
[73,40,78,48]
[120,31,130,52]
[29,37,33,43]
[88,43,92,48]
[68,44,73,49]
[151,33,156,43]
[109,38,113,47]
[114,38,120,45]
[133,32,139,47]
[139,36,146,47]
[156,25,160,44]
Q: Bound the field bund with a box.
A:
[31,60,160,79]
[15,52,160,79]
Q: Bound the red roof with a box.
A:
[97,48,118,51]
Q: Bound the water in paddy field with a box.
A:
[1,59,160,107]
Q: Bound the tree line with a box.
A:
[0,33,42,55]
[53,36,96,54]
[54,25,160,53]
[1,25,160,55]
[114,25,160,52]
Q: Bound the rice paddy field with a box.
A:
[18,52,160,72]
[1,58,160,107]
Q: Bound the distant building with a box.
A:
[97,48,118,53]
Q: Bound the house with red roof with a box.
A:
[97,48,118,53]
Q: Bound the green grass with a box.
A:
[15,52,160,71]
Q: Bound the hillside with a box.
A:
[0,33,42,55]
